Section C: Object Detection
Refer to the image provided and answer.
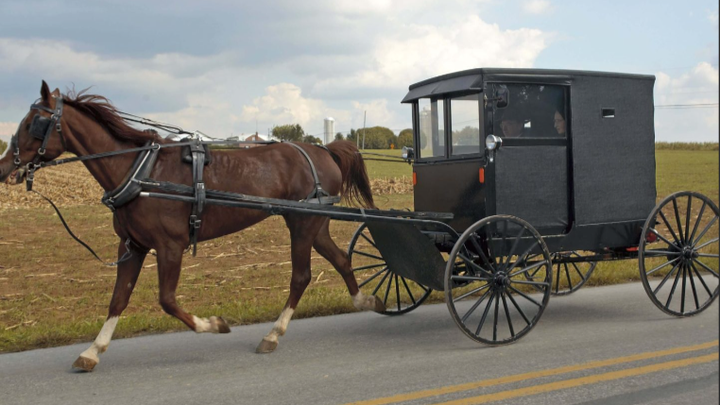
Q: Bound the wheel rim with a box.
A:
[445,215,552,345]
[348,223,432,315]
[640,192,719,317]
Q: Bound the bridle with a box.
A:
[10,96,67,190]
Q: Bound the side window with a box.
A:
[418,98,445,159]
[450,94,481,156]
[493,84,567,138]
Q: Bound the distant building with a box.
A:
[324,117,335,145]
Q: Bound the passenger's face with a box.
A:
[500,120,523,137]
[554,111,566,135]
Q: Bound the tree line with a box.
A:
[272,124,413,149]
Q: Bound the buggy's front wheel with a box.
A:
[639,191,719,316]
[445,215,552,345]
[348,223,432,315]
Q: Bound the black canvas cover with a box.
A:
[570,75,656,225]
[495,146,569,231]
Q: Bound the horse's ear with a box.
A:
[52,88,61,97]
[40,80,51,101]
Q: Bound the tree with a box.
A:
[357,126,397,149]
[272,124,305,142]
[0,139,7,155]
[302,135,322,144]
[334,132,344,141]
[397,129,413,148]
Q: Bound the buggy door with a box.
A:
[488,83,571,235]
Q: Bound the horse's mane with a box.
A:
[63,89,158,145]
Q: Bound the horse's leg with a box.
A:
[72,242,147,372]
[312,219,385,312]
[156,243,231,334]
[256,216,323,354]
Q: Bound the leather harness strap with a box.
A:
[188,138,207,256]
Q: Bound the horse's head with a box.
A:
[0,81,68,185]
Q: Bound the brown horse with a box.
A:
[0,81,385,371]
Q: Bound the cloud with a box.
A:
[522,0,552,14]
[0,122,18,142]
[655,62,719,142]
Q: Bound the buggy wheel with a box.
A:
[526,251,596,295]
[348,223,432,315]
[445,215,552,345]
[639,191,719,317]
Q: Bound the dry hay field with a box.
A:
[0,149,717,353]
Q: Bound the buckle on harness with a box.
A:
[189,215,202,229]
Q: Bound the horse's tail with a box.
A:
[325,141,376,209]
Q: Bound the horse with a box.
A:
[0,81,385,371]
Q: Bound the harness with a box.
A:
[10,95,340,261]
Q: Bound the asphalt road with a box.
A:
[1,282,718,405]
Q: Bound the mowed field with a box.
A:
[0,149,717,353]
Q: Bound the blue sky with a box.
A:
[0,0,717,143]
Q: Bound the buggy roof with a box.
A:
[401,68,655,103]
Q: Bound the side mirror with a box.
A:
[495,85,509,109]
[401,146,415,163]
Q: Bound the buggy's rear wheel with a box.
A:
[348,223,432,315]
[639,191,719,317]
[526,251,596,295]
[445,215,552,345]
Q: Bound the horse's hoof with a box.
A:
[72,356,97,372]
[256,339,278,354]
[373,296,386,313]
[214,316,231,334]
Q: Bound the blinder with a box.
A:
[30,114,52,140]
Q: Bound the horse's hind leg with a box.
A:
[312,219,385,312]
[155,243,231,334]
[73,241,147,372]
[256,216,323,354]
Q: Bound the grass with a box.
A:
[0,150,717,353]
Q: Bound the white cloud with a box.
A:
[522,0,552,14]
[0,122,17,141]
[655,62,719,142]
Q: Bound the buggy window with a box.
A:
[418,98,445,159]
[493,84,567,139]
[450,94,481,156]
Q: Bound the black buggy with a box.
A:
[347,68,719,345]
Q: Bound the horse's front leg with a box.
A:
[156,243,231,334]
[73,241,147,372]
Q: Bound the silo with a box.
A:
[324,117,335,145]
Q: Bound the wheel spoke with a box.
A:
[475,292,496,336]
[501,292,515,338]
[680,264,687,314]
[692,215,719,246]
[687,262,700,310]
[572,262,588,281]
[400,276,417,305]
[359,267,388,288]
[353,250,384,261]
[690,262,714,296]
[461,288,492,322]
[564,263,574,291]
[672,197,685,244]
[694,237,719,251]
[650,228,682,250]
[395,274,401,311]
[658,210,682,245]
[500,220,508,269]
[509,285,543,307]
[653,261,681,295]
[382,271,393,305]
[371,268,391,295]
[507,242,542,274]
[509,260,547,278]
[664,262,684,310]
[692,258,719,278]
[644,249,682,257]
[493,290,500,341]
[554,262,561,294]
[688,201,707,244]
[512,279,550,287]
[454,283,491,303]
[646,257,680,276]
[452,275,492,282]
[506,291,530,325]
[501,227,526,273]
[469,234,493,270]
[697,253,719,258]
[359,232,378,249]
[685,195,693,246]
[353,262,387,272]
[458,253,494,278]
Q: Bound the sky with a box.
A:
[0,0,718,144]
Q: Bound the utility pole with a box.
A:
[362,110,367,150]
